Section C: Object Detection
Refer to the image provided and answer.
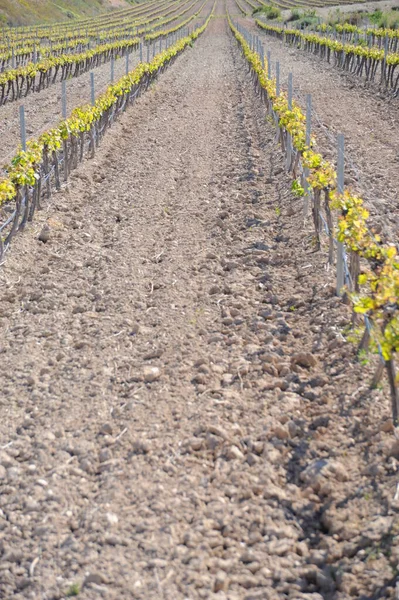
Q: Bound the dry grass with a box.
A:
[0,0,132,26]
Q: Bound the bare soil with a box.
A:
[1,5,399,600]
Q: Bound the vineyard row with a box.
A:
[229,15,399,422]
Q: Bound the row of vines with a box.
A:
[0,7,215,265]
[255,20,399,94]
[229,15,399,423]
[0,0,205,104]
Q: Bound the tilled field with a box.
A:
[0,6,399,600]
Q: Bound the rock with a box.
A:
[0,465,6,480]
[104,534,120,546]
[3,548,23,563]
[99,448,112,463]
[106,512,118,526]
[192,373,207,385]
[24,498,40,512]
[309,416,330,430]
[214,571,229,593]
[287,421,299,438]
[209,285,221,295]
[300,459,348,490]
[83,572,107,587]
[131,440,150,455]
[246,453,259,466]
[100,423,113,435]
[278,392,302,411]
[291,352,317,369]
[309,375,329,388]
[222,373,234,386]
[143,366,160,383]
[224,445,244,461]
[187,438,203,451]
[0,451,14,468]
[38,225,50,243]
[380,419,394,433]
[272,426,290,440]
[241,550,257,564]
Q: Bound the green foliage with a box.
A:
[369,9,383,25]
[291,179,304,197]
[253,5,281,20]
[66,584,80,597]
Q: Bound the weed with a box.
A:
[358,349,369,366]
[253,5,281,20]
[66,584,80,597]
[291,179,304,197]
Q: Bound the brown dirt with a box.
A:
[239,10,399,242]
[1,4,399,600]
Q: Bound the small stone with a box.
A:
[83,572,107,587]
[310,416,330,430]
[0,465,6,479]
[380,419,394,433]
[291,352,317,369]
[143,366,161,383]
[99,448,112,463]
[192,373,207,385]
[209,285,221,295]
[3,548,23,563]
[105,534,119,546]
[100,423,113,435]
[106,512,118,526]
[246,453,259,466]
[38,225,50,243]
[273,426,290,440]
[214,571,229,593]
[224,445,244,461]
[240,550,257,564]
[24,498,40,512]
[221,373,234,386]
[0,451,14,468]
[131,440,150,455]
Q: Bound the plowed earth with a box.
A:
[1,6,399,600]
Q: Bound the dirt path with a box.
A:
[238,11,399,241]
[0,5,398,600]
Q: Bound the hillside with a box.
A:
[0,0,132,26]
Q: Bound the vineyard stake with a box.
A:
[336,133,345,296]
[19,105,27,152]
[90,72,95,106]
[276,61,280,95]
[287,73,293,170]
[61,80,67,119]
[304,94,311,219]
